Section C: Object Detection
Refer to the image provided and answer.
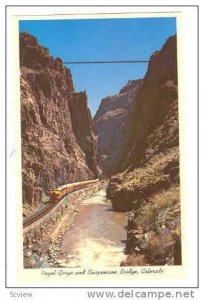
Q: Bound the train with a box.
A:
[49,179,99,202]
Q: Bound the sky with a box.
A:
[19,17,176,116]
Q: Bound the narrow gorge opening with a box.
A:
[20,17,181,269]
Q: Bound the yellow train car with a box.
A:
[49,179,98,202]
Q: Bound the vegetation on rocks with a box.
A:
[104,35,181,266]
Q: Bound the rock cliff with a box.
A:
[107,35,179,209]
[20,32,98,208]
[105,35,181,265]
[68,91,100,177]
[94,79,142,175]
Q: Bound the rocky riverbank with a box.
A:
[107,150,181,266]
[24,184,101,268]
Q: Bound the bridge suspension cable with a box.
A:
[63,60,149,65]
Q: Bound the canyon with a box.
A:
[21,32,181,267]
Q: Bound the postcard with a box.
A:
[5,6,199,289]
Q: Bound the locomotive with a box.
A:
[49,179,99,202]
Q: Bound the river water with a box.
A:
[60,189,127,268]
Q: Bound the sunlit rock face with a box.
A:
[68,91,100,178]
[20,32,99,206]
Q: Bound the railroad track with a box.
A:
[23,202,56,228]
[23,183,97,228]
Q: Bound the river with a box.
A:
[60,189,127,268]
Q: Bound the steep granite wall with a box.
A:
[107,35,179,208]
[124,35,178,169]
[94,80,142,175]
[106,35,181,266]
[68,91,100,177]
[20,32,98,207]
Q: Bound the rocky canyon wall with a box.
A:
[107,35,179,209]
[100,35,181,265]
[20,32,98,207]
[68,91,100,178]
[94,80,142,176]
